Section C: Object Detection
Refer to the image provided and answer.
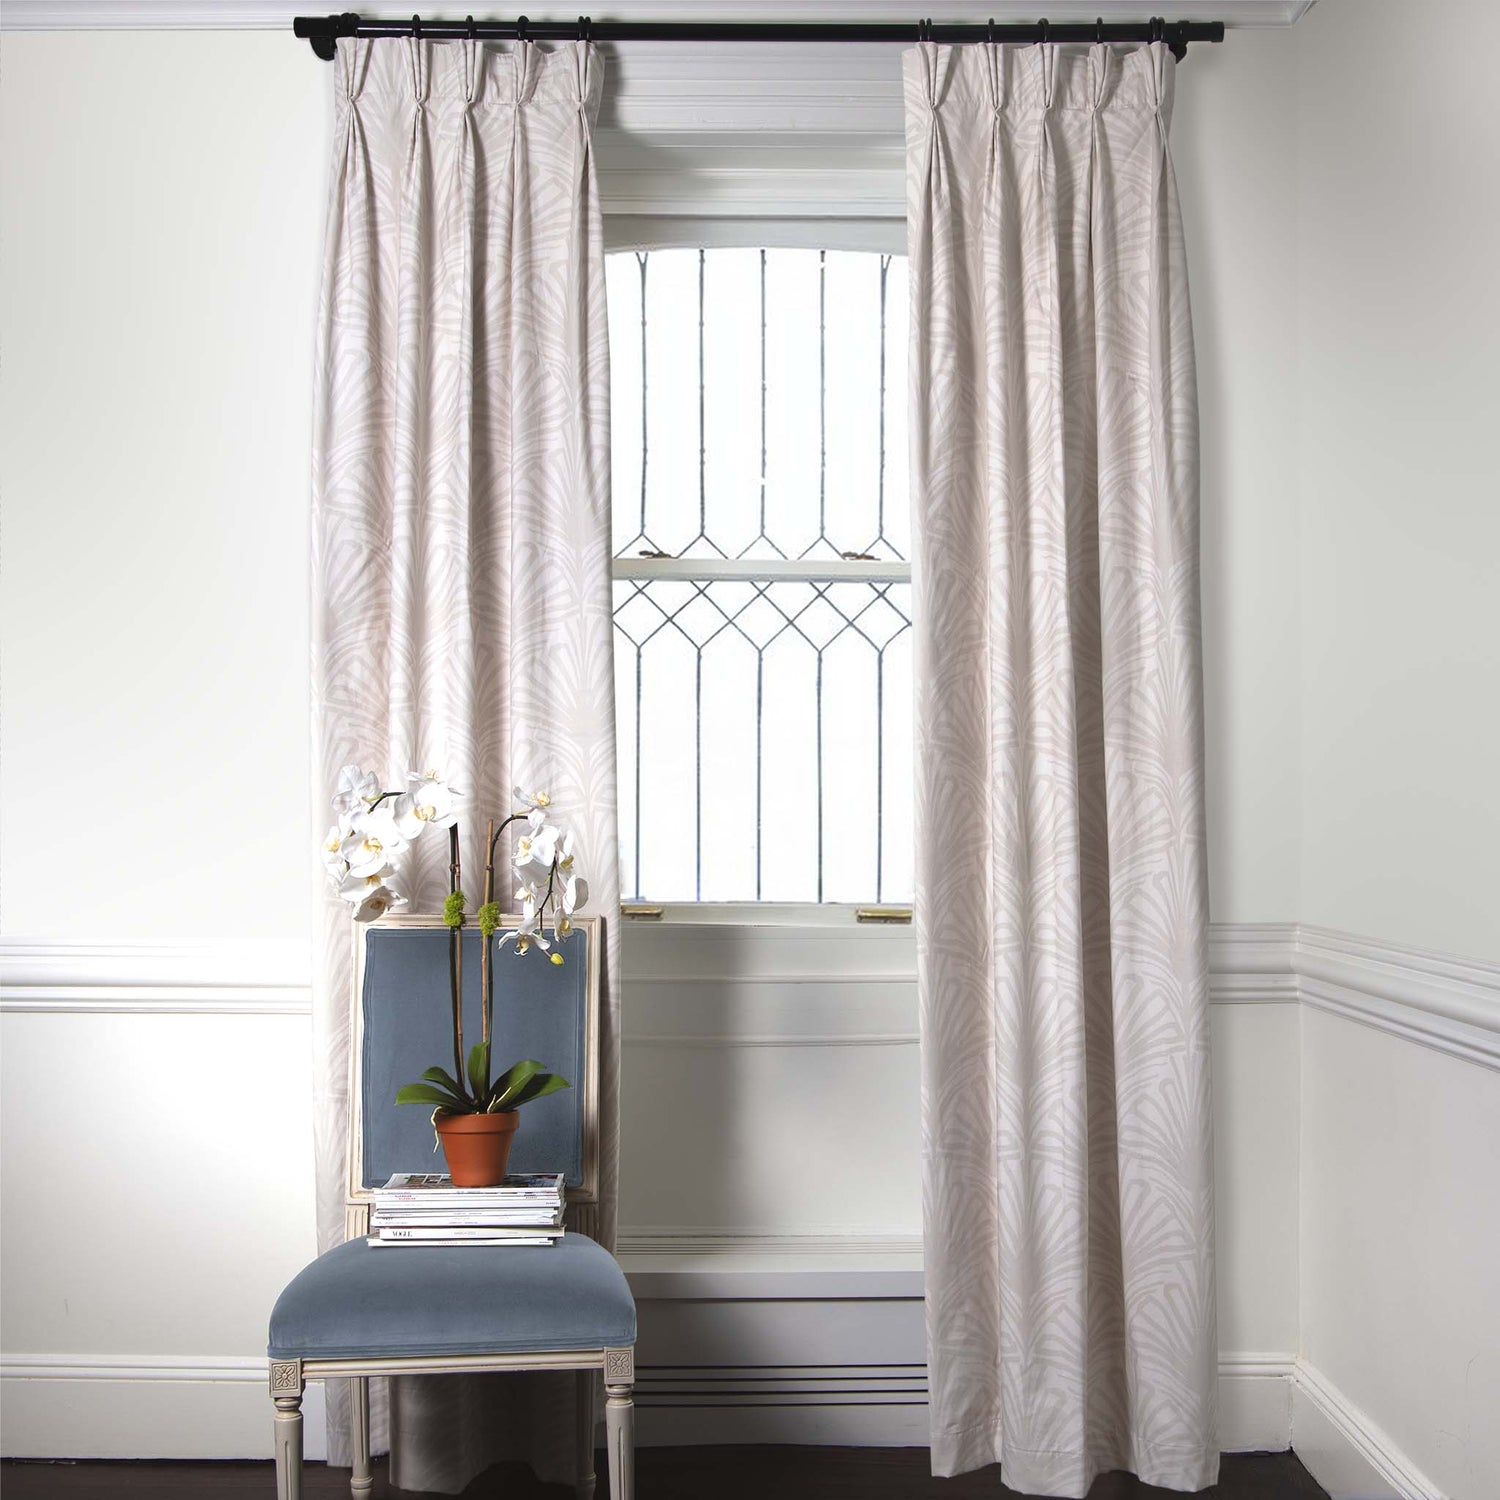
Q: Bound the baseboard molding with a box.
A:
[0,1356,327,1462]
[1291,1360,1445,1500]
[3,1348,1440,1485]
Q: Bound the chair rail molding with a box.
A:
[4,924,1495,1071]
[1293,924,1500,1071]
[0,938,312,1014]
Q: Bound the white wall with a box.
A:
[1175,22,1304,926]
[1299,1009,1500,1500]
[0,31,326,947]
[0,28,329,1458]
[1288,5,1500,1498]
[1294,0,1500,966]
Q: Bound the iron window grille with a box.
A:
[609,247,912,907]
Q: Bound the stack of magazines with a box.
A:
[367,1172,566,1248]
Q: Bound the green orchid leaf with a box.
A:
[504,1071,571,1109]
[395,1083,472,1111]
[487,1058,544,1111]
[421,1066,465,1096]
[466,1041,491,1101]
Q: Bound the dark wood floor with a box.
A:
[1,1448,1328,1499]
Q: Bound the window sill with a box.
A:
[621,902,911,929]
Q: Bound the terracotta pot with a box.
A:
[434,1110,519,1187]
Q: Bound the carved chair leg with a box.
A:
[575,1368,598,1500]
[350,1376,372,1497]
[270,1360,305,1500]
[603,1347,635,1500]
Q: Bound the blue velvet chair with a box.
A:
[268,915,634,1500]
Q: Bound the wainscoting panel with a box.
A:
[2,923,1494,1469]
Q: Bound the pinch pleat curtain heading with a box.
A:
[904,41,1216,1497]
[310,36,617,1493]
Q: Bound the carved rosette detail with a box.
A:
[269,1359,303,1394]
[604,1347,634,1384]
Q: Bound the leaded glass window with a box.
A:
[608,248,911,905]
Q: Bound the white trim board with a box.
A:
[626,1353,1442,1490]
[0,940,312,1015]
[0,1357,328,1462]
[1294,924,1500,1073]
[0,1346,1440,1489]
[4,925,1494,1075]
[1291,1360,1445,1500]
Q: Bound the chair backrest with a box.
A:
[347,914,600,1207]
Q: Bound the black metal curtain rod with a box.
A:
[293,13,1225,63]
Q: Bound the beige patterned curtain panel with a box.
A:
[905,41,1217,1497]
[310,36,618,1492]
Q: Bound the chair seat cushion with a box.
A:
[268,1233,636,1361]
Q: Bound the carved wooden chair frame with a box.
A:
[269,912,633,1500]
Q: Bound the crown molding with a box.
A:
[0,2,1319,35]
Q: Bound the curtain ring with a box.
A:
[1037,18,1050,45]
[986,17,995,44]
[1150,16,1163,43]
[410,12,421,39]
[1096,16,1105,44]
[516,13,529,42]
[577,14,591,42]
[465,13,476,40]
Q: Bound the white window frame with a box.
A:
[605,220,912,926]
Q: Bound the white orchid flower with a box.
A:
[560,872,589,916]
[350,881,407,923]
[496,907,551,955]
[337,865,407,922]
[513,814,562,888]
[551,831,588,914]
[332,764,382,820]
[339,806,409,878]
[321,824,350,884]
[394,771,462,838]
[512,786,552,812]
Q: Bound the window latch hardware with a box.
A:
[840,551,878,561]
[856,906,913,924]
[637,550,673,559]
[622,904,665,920]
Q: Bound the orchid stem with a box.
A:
[448,825,466,1101]
[481,818,495,1078]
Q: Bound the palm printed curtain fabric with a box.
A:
[905,42,1217,1497]
[310,37,618,1492]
